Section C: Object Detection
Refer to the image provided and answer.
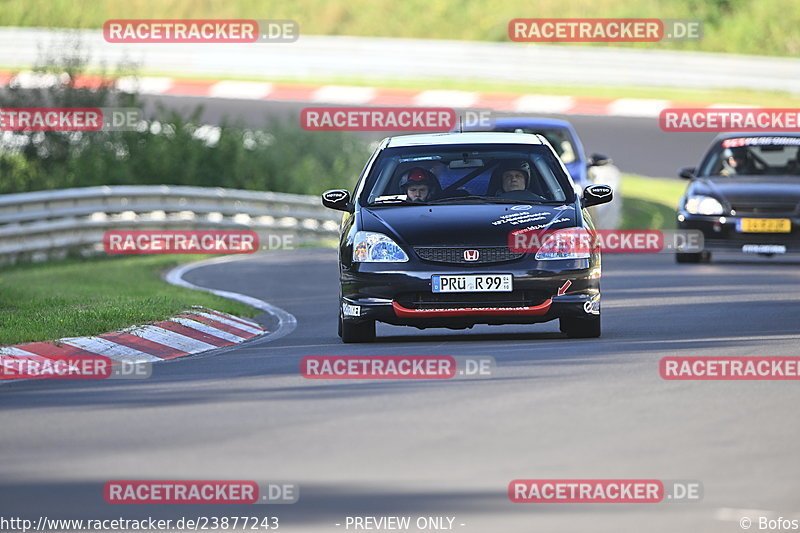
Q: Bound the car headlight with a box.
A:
[353,231,409,262]
[685,195,724,215]
[534,229,592,260]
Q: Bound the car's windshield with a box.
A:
[491,127,578,163]
[363,143,574,206]
[700,137,800,177]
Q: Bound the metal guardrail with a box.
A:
[0,185,342,264]
[0,180,622,265]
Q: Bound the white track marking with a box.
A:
[122,325,218,353]
[61,337,162,362]
[169,317,247,343]
[312,85,376,104]
[165,255,297,343]
[208,81,273,99]
[187,311,263,335]
[513,94,575,114]
[414,90,478,108]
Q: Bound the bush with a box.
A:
[0,40,370,196]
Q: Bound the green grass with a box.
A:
[620,173,686,230]
[2,0,799,57]
[0,255,257,346]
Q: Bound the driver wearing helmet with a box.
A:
[399,167,439,202]
[720,146,757,176]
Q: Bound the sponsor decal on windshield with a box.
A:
[722,136,800,147]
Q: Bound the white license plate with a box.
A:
[431,274,513,293]
[742,244,786,254]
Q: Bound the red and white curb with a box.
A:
[0,70,734,119]
[0,308,265,370]
[0,254,298,383]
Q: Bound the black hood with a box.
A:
[693,176,800,208]
[361,204,578,247]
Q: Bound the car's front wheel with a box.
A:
[560,315,601,338]
[340,316,376,343]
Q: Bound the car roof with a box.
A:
[490,117,574,129]
[385,132,545,148]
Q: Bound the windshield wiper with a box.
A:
[428,195,496,204]
[429,195,549,205]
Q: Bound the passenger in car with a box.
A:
[493,160,544,201]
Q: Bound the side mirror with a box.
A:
[588,153,612,166]
[679,167,696,179]
[322,189,352,212]
[582,184,613,208]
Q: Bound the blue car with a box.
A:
[466,117,612,187]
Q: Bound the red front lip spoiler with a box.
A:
[392,299,553,318]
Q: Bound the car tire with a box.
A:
[341,318,376,343]
[560,315,601,338]
[675,251,711,263]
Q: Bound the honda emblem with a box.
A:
[463,249,479,261]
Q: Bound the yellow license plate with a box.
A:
[738,218,791,233]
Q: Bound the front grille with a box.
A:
[730,202,798,215]
[395,290,549,310]
[414,246,524,265]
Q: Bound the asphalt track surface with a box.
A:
[2,249,800,532]
[137,94,718,178]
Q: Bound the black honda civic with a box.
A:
[322,132,613,342]
[676,133,800,262]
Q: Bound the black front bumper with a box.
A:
[340,258,600,329]
[678,213,800,254]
